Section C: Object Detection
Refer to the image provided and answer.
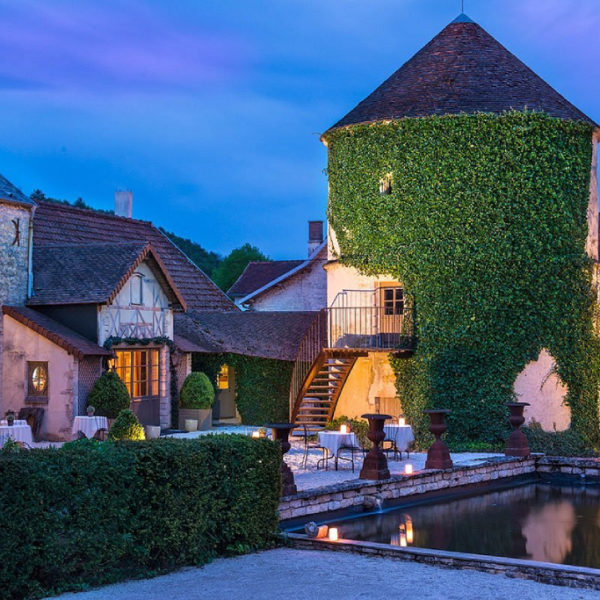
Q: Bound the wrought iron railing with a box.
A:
[289,290,416,418]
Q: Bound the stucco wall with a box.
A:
[247,247,327,312]
[333,352,401,420]
[2,314,77,441]
[514,349,570,431]
[98,261,173,344]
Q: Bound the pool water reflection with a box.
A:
[328,483,600,569]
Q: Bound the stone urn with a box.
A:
[266,423,297,496]
[505,402,530,458]
[5,412,15,427]
[359,413,391,480]
[423,409,453,470]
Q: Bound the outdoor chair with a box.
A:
[335,437,366,473]
[294,424,327,469]
[92,428,108,442]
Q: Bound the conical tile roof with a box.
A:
[326,15,595,133]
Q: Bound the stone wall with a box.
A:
[279,456,536,521]
[0,202,31,307]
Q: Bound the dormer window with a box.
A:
[130,273,143,305]
[379,174,393,195]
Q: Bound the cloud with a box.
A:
[0,0,252,93]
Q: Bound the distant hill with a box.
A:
[30,190,222,277]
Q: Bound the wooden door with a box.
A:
[378,284,404,343]
[213,364,237,420]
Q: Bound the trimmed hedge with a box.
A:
[523,422,596,457]
[180,372,215,409]
[0,436,281,600]
[87,370,131,419]
[109,409,146,440]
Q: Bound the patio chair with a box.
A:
[92,428,108,442]
[294,424,328,469]
[335,436,366,473]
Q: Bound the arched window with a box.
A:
[130,273,143,305]
[28,362,48,397]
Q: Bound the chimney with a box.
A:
[308,220,324,257]
[114,190,133,218]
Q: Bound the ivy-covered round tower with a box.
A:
[323,14,600,444]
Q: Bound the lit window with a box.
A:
[114,349,160,398]
[28,362,48,396]
[217,365,229,390]
[130,273,143,305]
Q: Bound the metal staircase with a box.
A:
[289,291,416,430]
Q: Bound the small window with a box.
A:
[383,287,404,315]
[217,365,230,390]
[130,273,143,305]
[28,362,48,397]
[379,174,393,195]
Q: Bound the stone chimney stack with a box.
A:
[308,220,324,256]
[114,190,133,219]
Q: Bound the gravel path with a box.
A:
[48,548,598,600]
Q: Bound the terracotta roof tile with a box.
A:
[2,305,112,359]
[33,200,235,312]
[174,311,318,360]
[227,260,304,297]
[326,17,595,134]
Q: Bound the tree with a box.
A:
[212,243,268,293]
[160,228,222,277]
[87,371,130,418]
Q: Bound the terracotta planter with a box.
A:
[179,408,212,431]
[423,409,453,470]
[266,423,297,496]
[359,413,391,480]
[505,402,530,458]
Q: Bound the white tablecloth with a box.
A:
[72,416,109,439]
[0,424,33,445]
[383,425,415,452]
[0,420,27,426]
[318,431,359,457]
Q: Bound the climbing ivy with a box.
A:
[192,353,293,425]
[325,112,600,445]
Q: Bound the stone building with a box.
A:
[290,13,599,433]
[228,220,327,312]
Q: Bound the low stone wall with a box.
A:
[537,456,600,479]
[279,456,537,521]
[287,535,600,590]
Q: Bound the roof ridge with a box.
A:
[37,199,154,226]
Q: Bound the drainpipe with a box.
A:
[27,204,36,300]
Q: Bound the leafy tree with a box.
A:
[213,243,268,293]
[160,228,222,277]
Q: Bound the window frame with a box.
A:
[113,348,160,400]
[130,273,144,306]
[27,361,49,401]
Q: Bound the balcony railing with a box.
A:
[289,290,416,418]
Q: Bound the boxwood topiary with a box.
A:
[87,370,130,419]
[180,372,215,409]
[109,409,146,441]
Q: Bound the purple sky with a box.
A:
[0,0,598,259]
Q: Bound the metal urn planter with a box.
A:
[266,423,298,496]
[505,402,530,458]
[423,409,453,470]
[359,413,391,480]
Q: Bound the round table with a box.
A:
[383,424,415,457]
[72,416,109,439]
[0,423,33,445]
[318,431,359,457]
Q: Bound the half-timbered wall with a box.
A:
[98,261,174,345]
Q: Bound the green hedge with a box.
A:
[192,353,293,425]
[326,112,599,446]
[0,436,281,600]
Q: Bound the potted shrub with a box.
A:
[87,405,95,417]
[87,371,130,425]
[108,409,146,441]
[5,411,15,427]
[179,372,215,431]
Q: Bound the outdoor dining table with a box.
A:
[317,430,360,469]
[72,416,109,439]
[383,424,415,458]
[0,422,33,445]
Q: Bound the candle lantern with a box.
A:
[340,424,348,434]
[329,527,339,541]
[404,463,413,475]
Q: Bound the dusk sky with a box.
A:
[0,0,598,259]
